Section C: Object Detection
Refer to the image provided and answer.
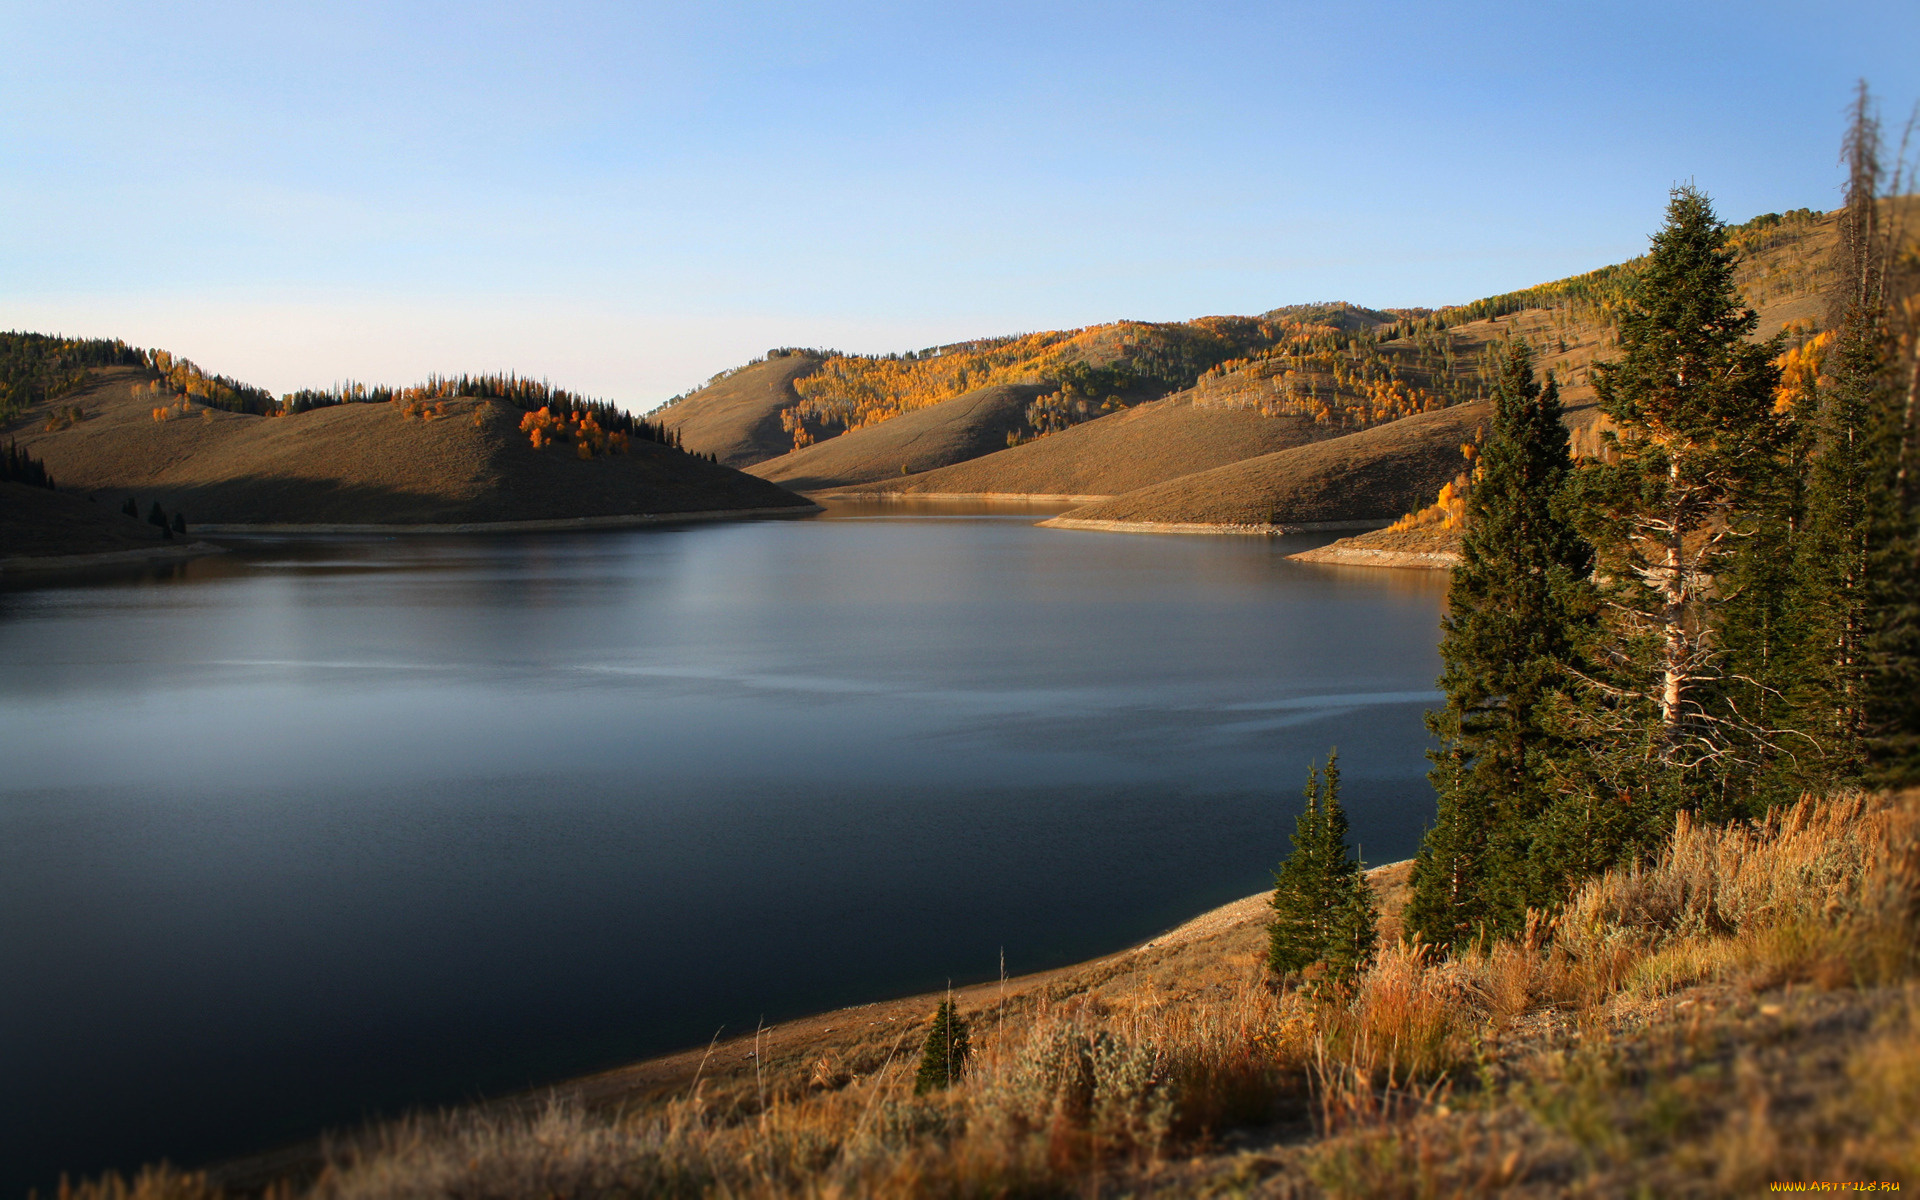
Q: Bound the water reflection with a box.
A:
[0,508,1444,1190]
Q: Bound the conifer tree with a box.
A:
[1267,761,1329,977]
[1812,87,1920,785]
[1406,342,1593,946]
[913,998,972,1093]
[1713,337,1816,807]
[1564,185,1785,832]
[1268,752,1377,983]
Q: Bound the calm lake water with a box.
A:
[0,500,1446,1190]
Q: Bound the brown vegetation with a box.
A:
[836,393,1330,500]
[4,366,813,527]
[656,354,825,468]
[737,208,1839,519]
[746,383,1047,492]
[1045,401,1491,531]
[0,480,187,560]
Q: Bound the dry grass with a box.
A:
[64,789,1920,1198]
[5,366,813,529]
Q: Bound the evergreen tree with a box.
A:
[1406,342,1593,946]
[2,440,54,489]
[1714,320,1818,807]
[1565,185,1785,831]
[1267,752,1377,984]
[1267,761,1330,977]
[913,999,972,1093]
[1818,87,1920,786]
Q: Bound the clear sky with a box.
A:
[4,1,1915,412]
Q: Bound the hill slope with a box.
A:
[656,353,823,468]
[833,392,1328,499]
[0,480,208,562]
[7,366,815,527]
[1044,401,1490,532]
[745,383,1046,492]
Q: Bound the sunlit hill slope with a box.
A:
[663,207,1839,530]
[1,351,815,531]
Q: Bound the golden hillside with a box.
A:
[713,208,1835,503]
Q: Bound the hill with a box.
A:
[713,314,1387,486]
[0,480,223,567]
[832,392,1328,499]
[654,352,824,468]
[5,365,816,529]
[1043,400,1491,533]
[744,382,1047,492]
[725,209,1834,504]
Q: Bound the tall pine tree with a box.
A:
[1563,185,1785,835]
[1406,342,1593,947]
[1816,86,1920,786]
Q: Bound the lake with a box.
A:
[0,500,1447,1190]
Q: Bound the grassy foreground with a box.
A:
[61,790,1920,1198]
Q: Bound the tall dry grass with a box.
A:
[1554,790,1919,1002]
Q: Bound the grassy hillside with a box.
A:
[5,364,815,528]
[713,312,1399,484]
[721,208,1835,504]
[745,382,1047,492]
[0,480,194,560]
[1045,401,1491,531]
[834,393,1328,499]
[655,352,824,468]
[1015,208,1836,530]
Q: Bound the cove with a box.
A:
[0,500,1446,1191]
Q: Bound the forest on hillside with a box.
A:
[0,334,147,423]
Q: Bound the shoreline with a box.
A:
[209,862,1414,1189]
[1037,516,1392,536]
[190,504,821,535]
[818,490,1115,504]
[0,540,229,573]
[1286,545,1458,569]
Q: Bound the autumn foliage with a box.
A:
[519,406,630,458]
[783,317,1307,449]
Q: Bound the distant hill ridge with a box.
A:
[2,354,814,539]
[661,207,1836,518]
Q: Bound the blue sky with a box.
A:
[3,1,1915,411]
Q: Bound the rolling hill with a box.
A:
[1041,401,1492,532]
[744,382,1047,492]
[831,393,1329,499]
[0,479,215,565]
[656,352,823,468]
[690,207,1838,512]
[5,365,816,531]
